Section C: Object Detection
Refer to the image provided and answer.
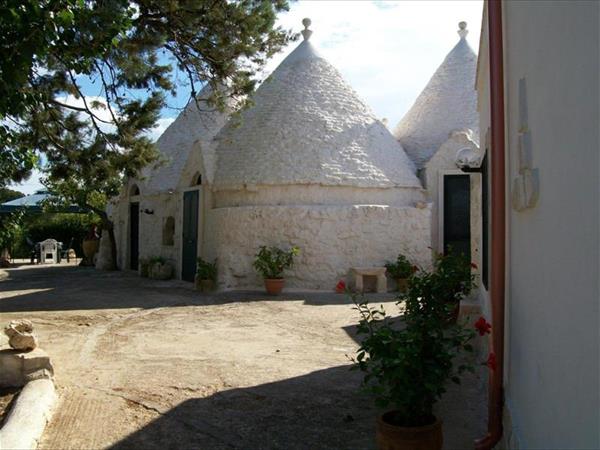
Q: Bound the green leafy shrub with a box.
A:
[351,255,480,427]
[196,258,217,281]
[149,256,167,265]
[433,249,476,303]
[384,254,414,279]
[253,245,299,279]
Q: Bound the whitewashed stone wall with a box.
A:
[205,204,432,290]
[110,190,180,272]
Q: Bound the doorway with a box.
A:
[443,175,471,261]
[181,190,199,282]
[129,202,140,270]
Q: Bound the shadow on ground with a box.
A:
[107,363,485,450]
[109,365,376,450]
[0,265,397,313]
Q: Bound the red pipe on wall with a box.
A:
[475,0,506,449]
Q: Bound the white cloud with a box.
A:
[9,169,45,195]
[147,117,175,142]
[269,0,483,126]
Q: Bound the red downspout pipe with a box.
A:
[475,0,506,449]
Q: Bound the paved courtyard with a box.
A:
[0,264,486,449]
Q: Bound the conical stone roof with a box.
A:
[213,20,420,190]
[394,22,479,169]
[140,85,229,194]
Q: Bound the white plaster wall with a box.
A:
[205,204,432,290]
[479,2,599,448]
[110,188,180,273]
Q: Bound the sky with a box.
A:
[11,0,483,195]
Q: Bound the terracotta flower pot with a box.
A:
[82,239,99,258]
[150,262,173,280]
[264,278,285,295]
[396,278,409,293]
[140,261,150,278]
[195,276,215,293]
[376,412,442,450]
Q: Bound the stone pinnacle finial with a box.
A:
[458,21,468,39]
[301,18,313,41]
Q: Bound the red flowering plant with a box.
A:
[351,264,484,428]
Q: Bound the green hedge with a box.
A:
[11,213,100,258]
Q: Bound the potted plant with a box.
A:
[253,245,299,295]
[139,258,150,278]
[385,254,414,293]
[195,257,217,292]
[351,258,483,450]
[433,249,476,323]
[81,225,100,266]
[149,256,173,280]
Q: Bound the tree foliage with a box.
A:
[0,0,293,268]
[0,187,25,203]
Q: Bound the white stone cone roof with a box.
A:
[213,22,420,190]
[394,22,479,169]
[141,85,229,194]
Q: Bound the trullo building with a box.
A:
[109,19,433,289]
[393,22,482,270]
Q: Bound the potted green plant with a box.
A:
[433,249,476,322]
[195,257,217,292]
[253,245,299,295]
[149,256,173,280]
[385,254,414,293]
[351,258,484,450]
[139,258,150,278]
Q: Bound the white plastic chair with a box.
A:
[40,239,59,264]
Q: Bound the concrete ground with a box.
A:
[0,264,486,449]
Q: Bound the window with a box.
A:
[130,184,140,196]
[162,216,175,246]
[191,173,202,186]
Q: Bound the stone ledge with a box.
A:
[0,348,54,388]
[0,378,57,450]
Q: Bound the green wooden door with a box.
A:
[129,202,139,270]
[182,190,199,282]
[443,175,471,261]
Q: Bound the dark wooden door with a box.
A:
[443,175,471,261]
[129,202,140,270]
[182,190,199,282]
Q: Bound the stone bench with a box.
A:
[350,267,387,293]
